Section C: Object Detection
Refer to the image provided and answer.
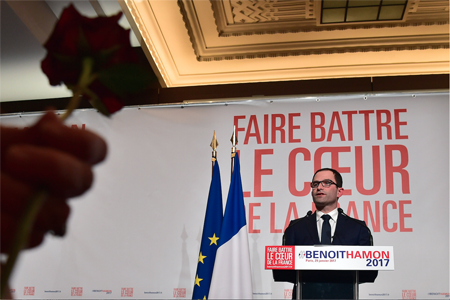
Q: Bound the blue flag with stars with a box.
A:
[192,161,223,300]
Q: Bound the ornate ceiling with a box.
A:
[2,0,448,101]
[121,0,449,88]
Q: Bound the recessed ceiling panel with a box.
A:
[121,0,449,88]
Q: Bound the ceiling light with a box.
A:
[321,0,408,24]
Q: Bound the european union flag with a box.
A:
[192,161,223,300]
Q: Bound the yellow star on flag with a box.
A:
[198,252,207,264]
[209,233,219,245]
[195,274,203,287]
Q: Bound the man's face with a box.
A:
[311,170,344,212]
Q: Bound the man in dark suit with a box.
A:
[276,168,377,299]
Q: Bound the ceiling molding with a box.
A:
[179,0,449,61]
[205,0,449,37]
[121,0,449,88]
[120,0,170,87]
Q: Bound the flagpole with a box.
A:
[209,127,253,299]
[230,125,237,179]
[192,133,223,300]
[210,131,218,177]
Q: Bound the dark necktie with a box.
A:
[321,215,332,244]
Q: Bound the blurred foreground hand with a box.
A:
[1,111,107,252]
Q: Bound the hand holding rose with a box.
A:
[1,111,107,252]
[1,3,153,297]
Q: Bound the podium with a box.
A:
[266,245,394,299]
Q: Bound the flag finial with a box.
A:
[230,125,238,157]
[210,131,219,161]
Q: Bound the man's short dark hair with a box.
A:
[312,168,343,187]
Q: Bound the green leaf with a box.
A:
[97,64,155,97]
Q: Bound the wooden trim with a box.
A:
[1,74,448,114]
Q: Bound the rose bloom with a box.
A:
[41,4,140,114]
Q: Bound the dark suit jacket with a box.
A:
[284,211,372,246]
[273,211,378,299]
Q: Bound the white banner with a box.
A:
[265,246,395,270]
[1,93,448,299]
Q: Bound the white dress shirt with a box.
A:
[316,208,339,243]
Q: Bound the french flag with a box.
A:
[209,153,253,299]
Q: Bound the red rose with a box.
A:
[41,4,151,115]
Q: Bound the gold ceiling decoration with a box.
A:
[177,0,449,61]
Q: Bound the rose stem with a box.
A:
[0,57,95,297]
[60,57,94,121]
[1,190,48,298]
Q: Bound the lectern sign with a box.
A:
[265,246,394,270]
[265,246,296,269]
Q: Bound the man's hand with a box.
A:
[1,111,107,252]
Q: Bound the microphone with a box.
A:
[337,208,373,246]
[282,211,312,245]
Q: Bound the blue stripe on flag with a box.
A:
[192,162,223,300]
[218,153,246,246]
